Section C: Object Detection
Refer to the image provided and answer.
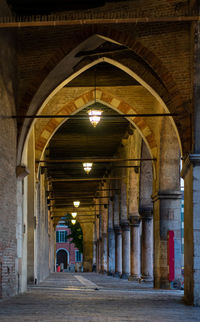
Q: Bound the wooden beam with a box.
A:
[0,16,198,29]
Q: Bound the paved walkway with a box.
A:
[0,273,200,321]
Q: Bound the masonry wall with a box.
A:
[0,28,17,297]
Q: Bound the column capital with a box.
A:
[152,190,182,202]
[129,215,141,226]
[16,165,30,179]
[181,154,200,178]
[120,221,130,231]
[139,207,153,220]
[114,225,122,234]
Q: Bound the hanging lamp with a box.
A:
[73,201,80,208]
[71,212,77,218]
[88,67,102,127]
[83,162,93,174]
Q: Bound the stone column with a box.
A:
[114,226,122,277]
[98,212,102,273]
[92,223,97,272]
[108,198,115,275]
[129,216,141,280]
[113,192,122,277]
[96,240,99,272]
[128,164,141,280]
[97,239,102,273]
[140,208,153,281]
[121,222,130,279]
[120,181,130,279]
[102,232,107,274]
[181,155,200,306]
[153,191,182,289]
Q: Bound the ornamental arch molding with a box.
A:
[34,88,158,176]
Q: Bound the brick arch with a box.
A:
[19,25,188,163]
[35,89,157,167]
[22,25,183,115]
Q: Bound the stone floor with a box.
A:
[0,273,200,321]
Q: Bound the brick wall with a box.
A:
[0,28,18,297]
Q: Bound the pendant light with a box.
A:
[73,201,80,208]
[83,162,93,174]
[88,67,102,127]
[71,212,77,219]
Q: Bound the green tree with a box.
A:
[63,214,83,253]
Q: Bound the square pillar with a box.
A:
[152,191,182,289]
[181,155,200,306]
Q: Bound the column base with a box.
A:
[121,273,130,279]
[128,275,140,281]
[107,271,115,276]
[114,272,122,278]
[141,275,153,282]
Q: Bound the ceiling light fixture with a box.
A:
[88,109,102,128]
[71,212,77,218]
[88,67,102,127]
[83,162,93,174]
[73,200,80,208]
[71,219,76,225]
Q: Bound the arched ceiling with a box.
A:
[46,104,131,213]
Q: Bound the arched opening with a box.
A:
[56,249,69,270]
[17,32,185,301]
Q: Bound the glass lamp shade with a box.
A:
[83,162,93,174]
[88,109,102,127]
[71,212,77,218]
[73,200,80,208]
[71,219,76,225]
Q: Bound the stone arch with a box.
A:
[18,27,188,163]
[34,89,157,171]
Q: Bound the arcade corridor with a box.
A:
[1,0,200,310]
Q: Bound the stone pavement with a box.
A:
[0,273,200,321]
